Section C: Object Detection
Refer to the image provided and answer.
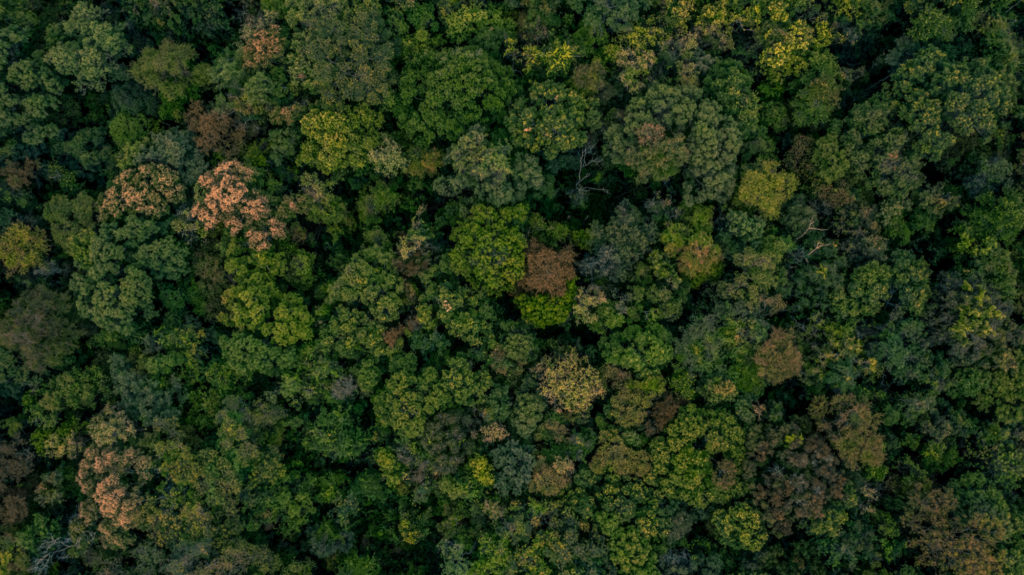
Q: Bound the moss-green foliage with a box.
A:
[3,1,1024,573]
[448,203,528,296]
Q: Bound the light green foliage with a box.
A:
[219,245,315,346]
[509,81,593,159]
[890,46,1016,162]
[297,107,383,175]
[835,260,893,320]
[129,39,198,103]
[43,2,130,93]
[0,222,48,275]
[712,503,769,552]
[535,348,604,415]
[734,158,799,220]
[515,279,576,329]
[650,403,747,509]
[449,204,528,296]
[755,17,834,87]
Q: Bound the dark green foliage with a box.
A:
[2,2,1024,573]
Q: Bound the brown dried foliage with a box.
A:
[903,487,1007,575]
[754,328,803,385]
[0,440,35,527]
[100,163,186,220]
[75,439,153,550]
[240,17,283,69]
[518,239,576,296]
[191,161,285,250]
[809,394,885,471]
[186,101,247,158]
[530,456,576,496]
[0,158,37,192]
[645,393,682,436]
[751,426,846,537]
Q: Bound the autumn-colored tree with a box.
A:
[809,394,885,471]
[902,483,1010,575]
[0,285,85,373]
[518,239,576,296]
[191,161,284,250]
[0,222,49,275]
[185,102,246,158]
[240,15,283,69]
[750,427,847,537]
[0,158,37,192]
[753,328,803,385]
[71,408,154,550]
[99,163,186,220]
[0,439,34,527]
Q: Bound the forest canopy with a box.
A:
[1,0,1024,574]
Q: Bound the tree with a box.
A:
[119,0,231,44]
[240,15,284,70]
[508,81,594,160]
[650,404,746,510]
[603,82,695,184]
[185,101,246,158]
[753,328,803,385]
[660,205,724,288]
[448,203,528,296]
[191,161,285,251]
[0,439,35,527]
[534,349,604,415]
[808,394,885,472]
[43,2,131,93]
[297,107,383,176]
[734,158,799,220]
[0,285,85,373]
[398,45,517,144]
[711,503,769,552]
[129,39,198,103]
[99,163,185,220]
[518,239,576,296]
[286,0,394,106]
[0,222,48,275]
[901,477,1013,575]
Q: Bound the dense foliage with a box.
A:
[1,0,1024,573]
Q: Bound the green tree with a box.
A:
[711,503,769,552]
[297,107,383,176]
[129,38,198,104]
[534,348,604,415]
[448,203,528,296]
[508,81,594,160]
[398,45,516,144]
[286,0,394,106]
[43,2,131,93]
[734,158,799,220]
[0,222,48,275]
